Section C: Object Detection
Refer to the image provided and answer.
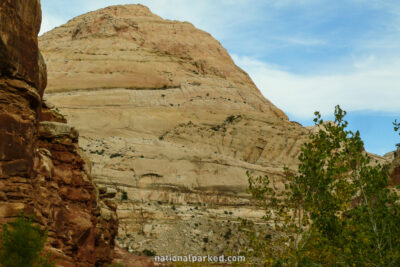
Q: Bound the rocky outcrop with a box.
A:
[0,0,43,225]
[36,106,119,266]
[0,0,43,92]
[38,4,313,256]
[0,1,117,266]
[389,148,400,185]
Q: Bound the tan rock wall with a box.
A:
[38,4,308,256]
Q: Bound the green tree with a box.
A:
[393,119,400,133]
[0,212,54,267]
[242,106,400,266]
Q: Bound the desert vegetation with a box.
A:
[0,212,54,267]
[242,106,400,266]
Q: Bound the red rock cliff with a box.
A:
[0,1,117,266]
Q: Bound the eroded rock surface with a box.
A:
[39,4,323,256]
[0,1,117,266]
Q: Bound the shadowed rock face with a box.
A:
[0,0,42,92]
[389,148,400,185]
[0,0,42,179]
[38,4,313,255]
[0,1,117,266]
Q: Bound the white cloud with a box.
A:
[352,55,376,69]
[270,0,322,8]
[273,36,327,46]
[39,0,270,40]
[232,54,400,118]
[121,0,266,40]
[40,13,65,35]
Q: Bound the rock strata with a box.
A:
[0,1,117,266]
[39,4,391,257]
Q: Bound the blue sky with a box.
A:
[40,0,400,155]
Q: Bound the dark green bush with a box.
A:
[142,249,156,257]
[0,212,54,267]
[121,191,128,201]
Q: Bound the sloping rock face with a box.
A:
[0,1,117,266]
[40,4,311,255]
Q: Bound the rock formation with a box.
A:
[38,4,309,256]
[389,147,400,185]
[38,4,391,256]
[0,1,117,266]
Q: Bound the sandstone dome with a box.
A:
[39,4,310,255]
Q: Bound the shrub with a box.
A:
[121,191,128,201]
[0,212,55,267]
[142,249,156,257]
[224,228,232,240]
[110,153,122,159]
[242,106,400,266]
[225,115,236,123]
